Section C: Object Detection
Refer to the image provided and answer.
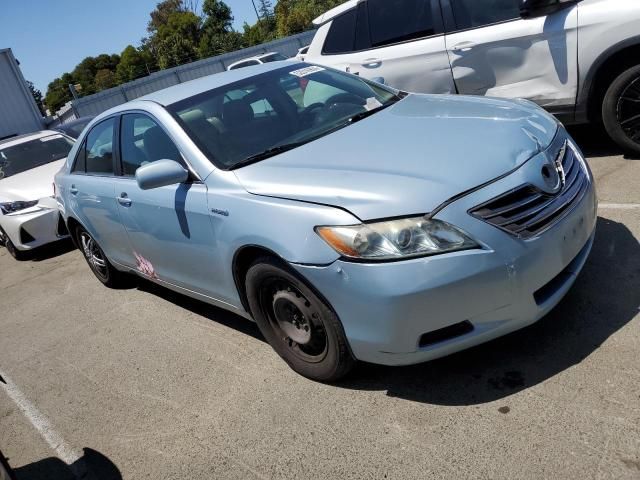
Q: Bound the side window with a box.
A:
[322,9,357,54]
[367,0,436,48]
[120,113,180,176]
[450,0,521,30]
[72,139,87,173]
[85,118,115,175]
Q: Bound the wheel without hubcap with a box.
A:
[246,257,355,382]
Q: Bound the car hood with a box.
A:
[0,158,65,203]
[233,94,558,221]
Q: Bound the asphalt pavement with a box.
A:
[0,125,638,480]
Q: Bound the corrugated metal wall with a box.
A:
[65,30,315,120]
[0,48,45,139]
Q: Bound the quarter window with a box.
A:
[85,118,115,175]
[450,0,521,30]
[322,9,357,54]
[120,114,181,176]
[367,0,436,47]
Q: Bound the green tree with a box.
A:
[198,0,242,57]
[94,69,117,91]
[148,0,185,33]
[275,0,342,37]
[44,73,74,113]
[116,45,152,83]
[26,81,45,116]
[152,11,202,69]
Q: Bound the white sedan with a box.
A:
[0,130,74,259]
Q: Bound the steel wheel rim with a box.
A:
[259,277,329,363]
[80,232,108,281]
[617,76,640,144]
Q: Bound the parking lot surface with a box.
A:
[0,126,638,480]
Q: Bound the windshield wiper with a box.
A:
[231,141,307,169]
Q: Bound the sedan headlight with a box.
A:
[0,200,39,215]
[316,217,479,261]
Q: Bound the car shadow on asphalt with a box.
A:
[11,238,76,262]
[336,216,639,405]
[567,124,639,160]
[9,447,121,480]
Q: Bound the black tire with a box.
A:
[75,226,132,288]
[245,256,355,382]
[602,64,640,156]
[0,228,26,261]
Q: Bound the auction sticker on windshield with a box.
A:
[289,66,325,77]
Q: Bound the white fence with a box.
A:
[51,30,315,125]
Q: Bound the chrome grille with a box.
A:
[470,140,588,239]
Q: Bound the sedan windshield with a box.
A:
[0,134,74,179]
[168,64,402,169]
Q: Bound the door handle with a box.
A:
[69,185,78,195]
[451,41,476,53]
[361,58,382,68]
[117,192,132,207]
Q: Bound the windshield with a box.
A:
[168,64,401,169]
[0,134,74,179]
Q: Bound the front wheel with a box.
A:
[246,257,355,382]
[0,228,25,260]
[75,227,132,288]
[602,64,640,156]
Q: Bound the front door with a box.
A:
[443,0,578,108]
[316,0,455,94]
[114,112,219,297]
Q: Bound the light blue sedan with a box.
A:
[55,63,597,381]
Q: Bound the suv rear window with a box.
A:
[368,0,436,47]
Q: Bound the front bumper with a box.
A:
[0,198,68,251]
[292,141,597,366]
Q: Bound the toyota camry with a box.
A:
[55,63,597,381]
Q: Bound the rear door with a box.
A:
[314,0,455,94]
[442,0,578,109]
[67,117,131,265]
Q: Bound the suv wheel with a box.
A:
[602,64,640,156]
[76,227,132,288]
[245,257,355,382]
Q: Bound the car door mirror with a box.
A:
[135,159,189,190]
[520,0,575,18]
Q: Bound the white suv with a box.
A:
[306,0,640,154]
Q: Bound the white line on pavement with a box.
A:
[599,203,640,210]
[0,369,84,475]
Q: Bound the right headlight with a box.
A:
[316,217,479,261]
[0,200,39,215]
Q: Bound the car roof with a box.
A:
[313,0,358,25]
[139,61,299,107]
[0,130,63,149]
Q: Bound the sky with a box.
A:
[0,0,260,94]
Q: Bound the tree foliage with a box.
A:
[26,81,45,116]
[45,0,340,113]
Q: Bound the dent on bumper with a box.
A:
[292,186,597,366]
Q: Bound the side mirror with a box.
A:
[371,76,386,85]
[520,0,573,18]
[135,159,188,190]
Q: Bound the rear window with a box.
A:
[261,53,287,62]
[0,135,74,179]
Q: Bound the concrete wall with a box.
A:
[0,48,44,140]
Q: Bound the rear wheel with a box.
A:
[602,64,640,156]
[76,227,132,288]
[245,257,355,382]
